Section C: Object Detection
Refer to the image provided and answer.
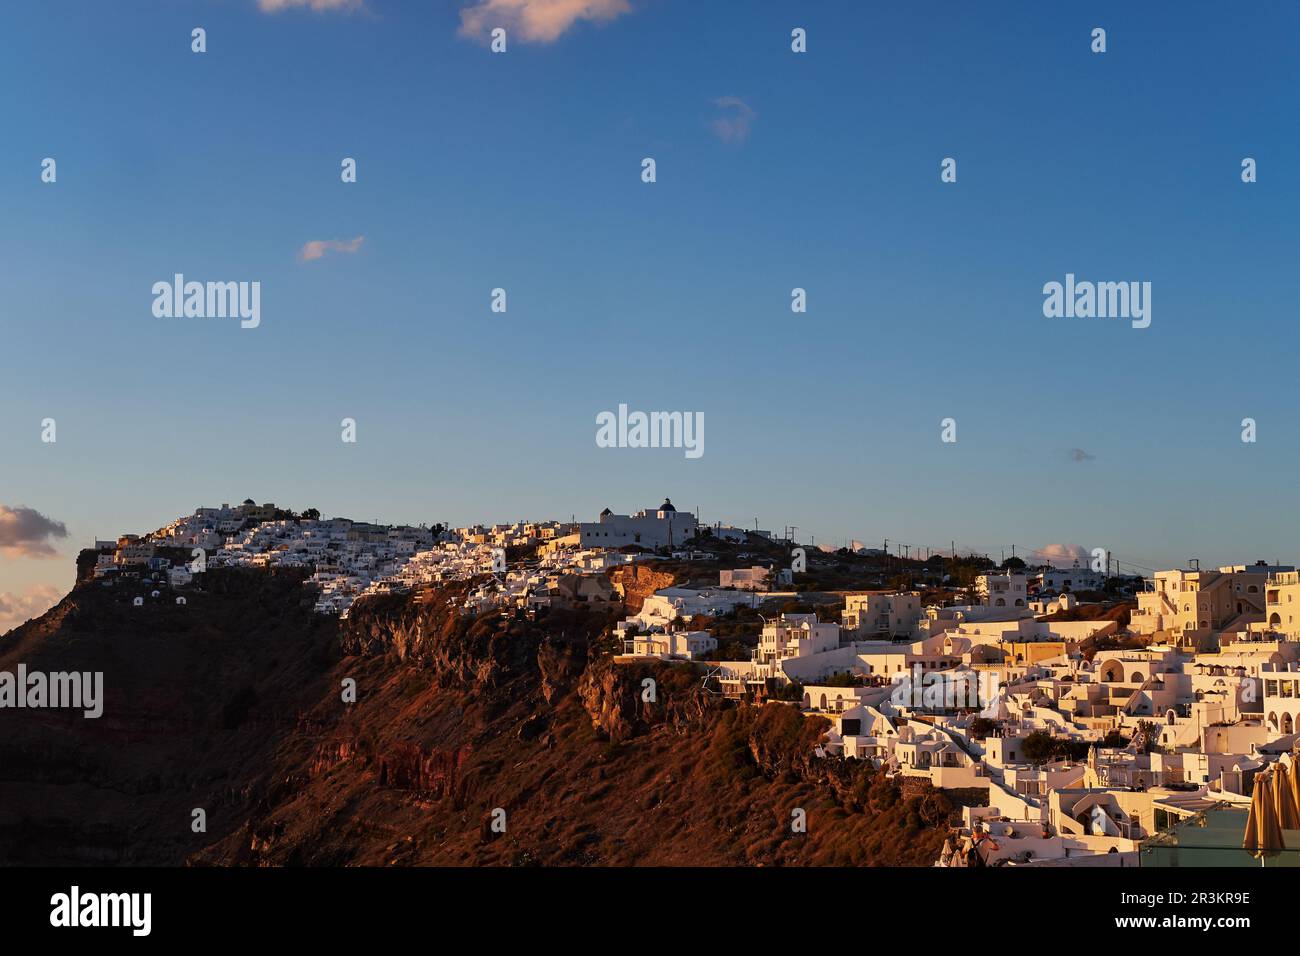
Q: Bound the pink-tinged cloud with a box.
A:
[299,236,365,262]
[258,0,364,13]
[0,506,68,559]
[459,0,633,44]
[711,95,756,143]
[1032,543,1090,567]
[0,584,62,635]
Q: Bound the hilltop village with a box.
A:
[85,497,1300,867]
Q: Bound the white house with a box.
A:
[1038,564,1105,594]
[624,630,717,661]
[842,591,923,637]
[719,566,771,591]
[977,572,1028,608]
[579,499,698,551]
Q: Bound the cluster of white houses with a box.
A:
[92,498,1300,865]
[610,556,1300,867]
[91,499,732,618]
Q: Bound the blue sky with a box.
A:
[2,0,1299,622]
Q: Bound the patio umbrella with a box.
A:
[1275,762,1300,831]
[939,836,955,867]
[1289,753,1300,819]
[1244,768,1285,853]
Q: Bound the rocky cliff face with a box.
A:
[577,658,717,742]
[0,572,960,866]
[607,565,678,614]
[0,568,338,865]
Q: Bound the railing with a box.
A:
[1139,806,1300,867]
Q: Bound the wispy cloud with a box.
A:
[0,506,68,559]
[710,96,756,143]
[258,0,365,13]
[0,584,62,635]
[1069,448,1096,462]
[459,0,633,44]
[1033,543,1090,566]
[299,235,365,262]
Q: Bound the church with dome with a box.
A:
[578,498,698,551]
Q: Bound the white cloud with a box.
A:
[259,0,365,13]
[299,236,365,262]
[0,584,61,635]
[1032,543,1090,567]
[710,96,756,144]
[459,0,632,44]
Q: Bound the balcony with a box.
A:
[1140,807,1300,867]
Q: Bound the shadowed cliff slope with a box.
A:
[0,569,959,866]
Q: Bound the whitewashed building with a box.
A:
[579,499,698,551]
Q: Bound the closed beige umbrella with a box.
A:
[1243,772,1262,849]
[1244,767,1285,854]
[1291,757,1300,822]
[1274,762,1300,831]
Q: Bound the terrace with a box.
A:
[1140,806,1300,867]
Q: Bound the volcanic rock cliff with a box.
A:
[0,568,961,866]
